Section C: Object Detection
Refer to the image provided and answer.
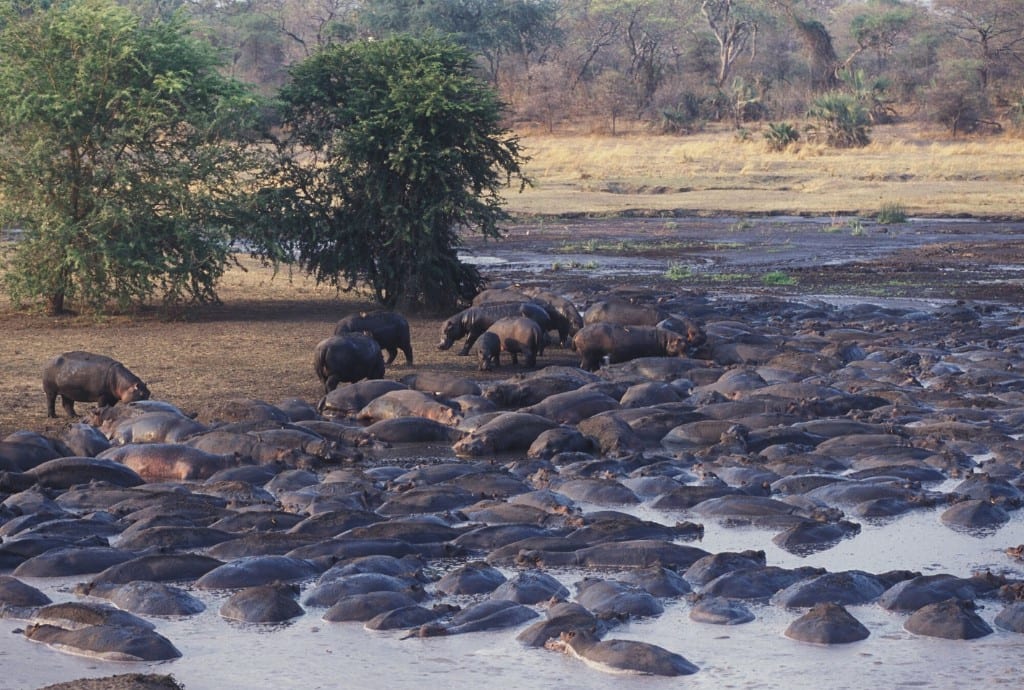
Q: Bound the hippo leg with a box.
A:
[525,349,537,368]
[401,344,414,365]
[44,386,59,418]
[384,348,398,365]
[61,395,78,417]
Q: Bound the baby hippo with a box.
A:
[43,351,150,417]
[476,331,501,371]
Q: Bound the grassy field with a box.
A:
[507,123,1024,219]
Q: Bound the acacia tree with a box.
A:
[0,0,260,314]
[251,34,527,311]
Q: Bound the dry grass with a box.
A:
[508,123,1024,218]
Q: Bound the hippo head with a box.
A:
[437,318,463,350]
[664,334,689,357]
[683,320,707,353]
[121,380,150,403]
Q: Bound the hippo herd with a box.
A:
[3,284,1024,682]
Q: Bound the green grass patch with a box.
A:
[762,270,797,286]
[665,263,694,280]
[876,201,908,224]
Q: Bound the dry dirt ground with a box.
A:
[3,214,1024,438]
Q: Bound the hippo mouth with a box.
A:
[437,339,453,351]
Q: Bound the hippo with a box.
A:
[323,591,422,622]
[0,575,51,618]
[784,603,870,644]
[313,334,386,393]
[573,323,690,371]
[413,599,538,637]
[437,302,552,355]
[334,310,413,365]
[688,595,755,625]
[490,570,570,604]
[904,598,993,639]
[583,298,669,327]
[476,331,501,371]
[435,561,507,595]
[356,389,461,426]
[473,289,579,346]
[516,602,607,648]
[98,443,242,481]
[77,581,206,617]
[452,412,559,457]
[482,316,545,367]
[24,622,181,661]
[574,577,664,619]
[220,583,305,623]
[42,351,150,417]
[546,628,699,676]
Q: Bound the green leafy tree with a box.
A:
[0,0,260,315]
[252,34,527,311]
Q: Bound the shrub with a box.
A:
[876,202,907,224]
[764,122,800,151]
[806,93,871,148]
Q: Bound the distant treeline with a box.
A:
[174,0,1024,135]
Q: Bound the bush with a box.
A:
[806,93,871,148]
[764,122,800,151]
[876,202,907,224]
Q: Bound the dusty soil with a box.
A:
[3,214,1024,438]
[38,674,184,690]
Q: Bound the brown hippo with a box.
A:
[334,310,413,365]
[42,351,149,417]
[313,334,386,393]
[484,316,545,368]
[546,628,699,676]
[573,323,689,371]
[474,288,581,347]
[438,302,552,355]
[583,298,668,327]
[476,331,501,371]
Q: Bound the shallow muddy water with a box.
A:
[3,472,1022,690]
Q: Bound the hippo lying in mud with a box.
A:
[438,302,552,355]
[42,351,150,417]
[334,310,413,365]
[313,334,386,393]
[572,323,691,371]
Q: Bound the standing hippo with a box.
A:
[476,332,501,371]
[573,323,689,371]
[484,317,545,368]
[313,334,386,393]
[438,302,552,355]
[334,311,413,365]
[473,289,581,348]
[42,351,150,418]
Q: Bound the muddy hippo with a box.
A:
[547,628,698,676]
[573,324,689,371]
[334,310,413,365]
[42,351,149,417]
[476,331,501,371]
[483,316,545,368]
[438,302,552,355]
[583,298,669,327]
[474,289,579,347]
[313,334,386,393]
